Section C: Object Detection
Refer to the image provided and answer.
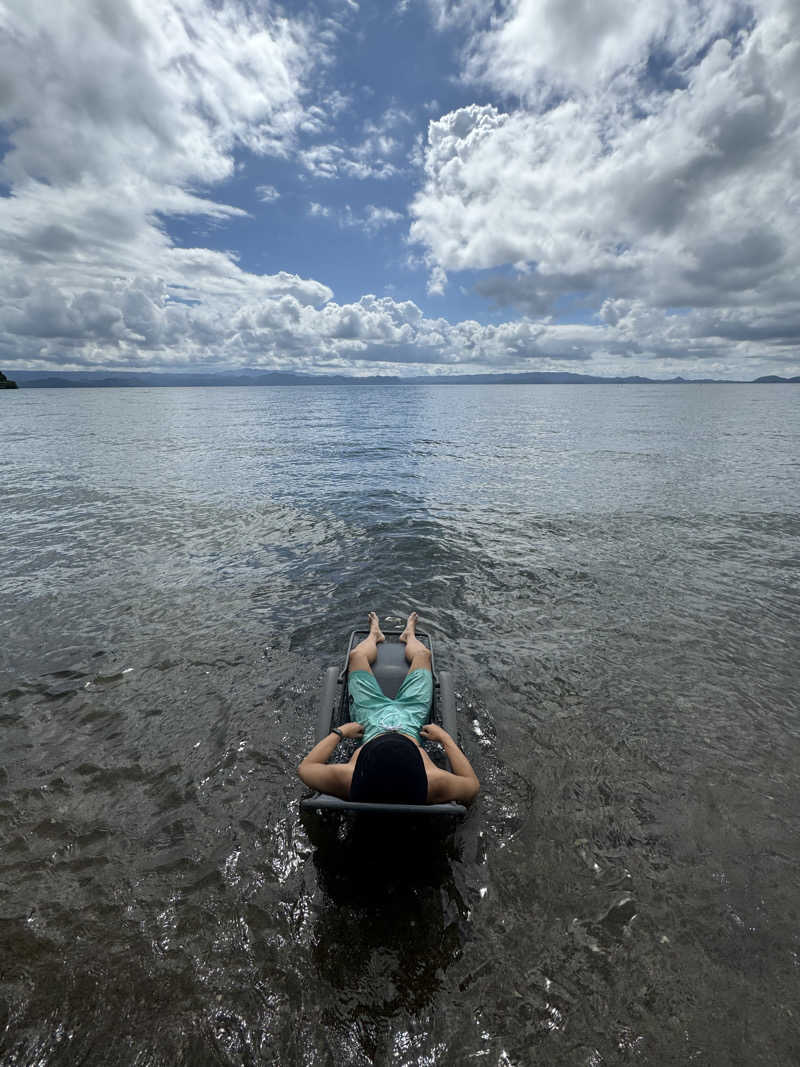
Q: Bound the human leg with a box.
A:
[399,611,431,673]
[346,613,391,743]
[393,668,434,739]
[392,611,434,739]
[348,670,392,742]
[347,611,385,674]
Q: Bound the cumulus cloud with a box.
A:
[2,0,798,378]
[411,0,800,368]
[462,0,748,101]
[0,0,342,370]
[0,0,314,189]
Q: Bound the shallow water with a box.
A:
[1,383,799,1065]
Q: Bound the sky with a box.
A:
[1,0,799,379]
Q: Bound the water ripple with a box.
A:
[1,384,798,1064]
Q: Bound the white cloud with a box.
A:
[299,141,400,180]
[3,256,794,378]
[427,265,448,296]
[410,0,800,366]
[307,202,403,233]
[355,205,404,233]
[0,0,318,286]
[256,185,280,202]
[2,0,798,379]
[462,0,746,101]
[298,104,414,180]
[296,91,353,137]
[426,0,487,31]
[360,205,404,233]
[0,0,315,190]
[0,0,337,370]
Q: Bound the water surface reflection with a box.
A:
[305,813,465,1059]
[2,385,799,1064]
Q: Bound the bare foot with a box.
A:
[368,611,385,643]
[399,611,418,643]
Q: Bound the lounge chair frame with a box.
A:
[300,629,466,817]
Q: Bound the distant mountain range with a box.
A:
[5,368,800,388]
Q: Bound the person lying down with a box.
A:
[298,612,480,806]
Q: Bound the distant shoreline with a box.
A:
[5,369,800,388]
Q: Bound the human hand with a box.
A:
[338,722,365,739]
[421,723,451,745]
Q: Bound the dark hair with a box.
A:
[349,732,428,805]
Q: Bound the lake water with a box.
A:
[1,384,799,1065]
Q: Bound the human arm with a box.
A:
[297,722,363,799]
[420,724,480,804]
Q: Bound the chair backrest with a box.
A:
[368,638,413,699]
